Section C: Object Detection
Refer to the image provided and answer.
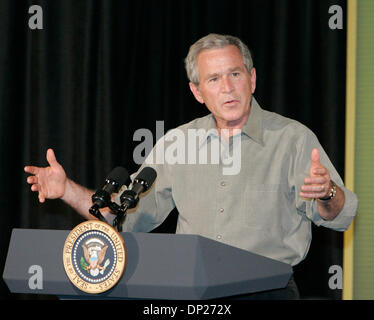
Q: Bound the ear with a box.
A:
[250,68,257,94]
[189,82,204,104]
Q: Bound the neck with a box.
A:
[216,112,249,138]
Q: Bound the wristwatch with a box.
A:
[319,181,337,201]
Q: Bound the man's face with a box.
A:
[189,45,256,129]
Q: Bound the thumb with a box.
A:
[311,148,321,166]
[46,148,59,167]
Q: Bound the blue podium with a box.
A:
[3,229,292,299]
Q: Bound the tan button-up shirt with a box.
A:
[121,97,358,266]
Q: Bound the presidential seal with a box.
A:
[63,220,126,294]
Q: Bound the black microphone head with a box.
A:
[91,166,131,215]
[104,166,131,192]
[106,167,130,186]
[134,167,157,190]
[119,167,157,209]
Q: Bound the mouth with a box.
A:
[223,99,239,106]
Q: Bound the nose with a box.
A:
[221,76,234,93]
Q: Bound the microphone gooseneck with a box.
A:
[113,167,157,231]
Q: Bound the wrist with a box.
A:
[319,180,337,201]
[61,178,73,202]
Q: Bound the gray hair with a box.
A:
[184,33,253,85]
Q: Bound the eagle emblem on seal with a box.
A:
[80,238,110,277]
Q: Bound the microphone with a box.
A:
[89,166,131,219]
[119,167,157,210]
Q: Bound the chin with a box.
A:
[222,111,246,123]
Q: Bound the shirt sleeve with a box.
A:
[294,128,358,231]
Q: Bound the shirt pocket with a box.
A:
[243,183,291,231]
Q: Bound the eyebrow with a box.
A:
[205,67,244,79]
[228,67,243,73]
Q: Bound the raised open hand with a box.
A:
[24,149,67,203]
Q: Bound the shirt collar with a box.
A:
[241,96,264,146]
[199,96,264,148]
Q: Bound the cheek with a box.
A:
[238,79,251,92]
[201,89,218,106]
[237,83,253,101]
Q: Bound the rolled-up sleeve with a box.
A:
[309,186,358,231]
[295,129,358,231]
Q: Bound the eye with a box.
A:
[209,77,218,83]
[232,72,240,77]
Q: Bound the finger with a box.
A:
[300,191,326,199]
[24,166,40,175]
[38,194,45,203]
[31,184,40,192]
[312,168,327,176]
[46,148,59,168]
[304,177,327,185]
[27,176,38,184]
[31,185,45,202]
[301,184,326,193]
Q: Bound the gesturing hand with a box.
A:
[300,148,331,200]
[24,149,67,203]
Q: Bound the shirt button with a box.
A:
[220,181,226,187]
[217,235,222,240]
[219,208,224,213]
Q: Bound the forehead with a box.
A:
[196,45,245,75]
